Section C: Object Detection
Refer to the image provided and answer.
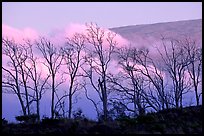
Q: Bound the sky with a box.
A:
[2,2,202,34]
[2,2,202,122]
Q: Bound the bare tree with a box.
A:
[157,37,192,108]
[36,37,63,119]
[137,48,171,110]
[23,41,50,121]
[183,38,202,106]
[110,46,171,115]
[2,38,30,116]
[108,47,147,116]
[2,38,26,116]
[82,23,117,121]
[18,44,32,115]
[60,33,85,118]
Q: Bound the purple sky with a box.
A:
[2,2,202,122]
[3,2,202,34]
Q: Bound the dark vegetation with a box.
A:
[2,105,202,134]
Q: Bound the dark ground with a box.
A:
[1,105,202,134]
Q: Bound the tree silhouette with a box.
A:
[36,37,64,119]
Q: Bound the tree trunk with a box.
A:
[138,104,145,116]
[99,77,108,121]
[133,97,137,117]
[18,94,27,116]
[180,93,183,108]
[68,81,73,119]
[195,86,199,106]
[175,93,179,109]
[36,91,40,121]
[103,79,108,121]
[68,95,72,119]
[16,75,27,116]
[24,81,30,115]
[37,100,40,121]
[20,66,30,115]
[103,92,108,121]
[51,74,55,119]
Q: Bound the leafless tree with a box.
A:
[110,46,172,115]
[82,23,117,121]
[183,37,202,106]
[17,44,31,115]
[36,37,64,119]
[157,37,192,108]
[23,41,50,121]
[137,48,172,110]
[59,33,85,118]
[108,47,147,116]
[2,38,32,116]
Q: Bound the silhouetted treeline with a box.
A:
[2,23,202,121]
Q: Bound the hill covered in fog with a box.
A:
[110,19,202,47]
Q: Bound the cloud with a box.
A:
[65,23,87,37]
[2,24,39,43]
[1,22,129,50]
[63,23,129,48]
[45,23,87,47]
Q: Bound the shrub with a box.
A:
[116,116,138,126]
[2,118,8,125]
[136,114,156,124]
[15,114,38,123]
[88,124,113,134]
[41,117,61,125]
[150,123,166,133]
[73,108,85,120]
[115,115,131,122]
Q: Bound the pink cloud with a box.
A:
[65,23,87,37]
[2,24,39,43]
[46,23,85,46]
[63,23,129,48]
[2,23,130,86]
[109,30,129,47]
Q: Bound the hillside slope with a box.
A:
[110,19,202,47]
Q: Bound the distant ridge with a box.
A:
[110,19,201,30]
[110,19,202,47]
